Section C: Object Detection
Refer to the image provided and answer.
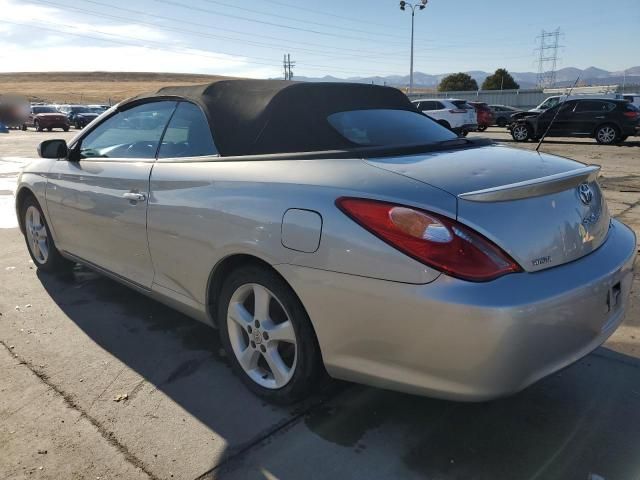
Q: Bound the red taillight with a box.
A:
[623,111,640,119]
[336,198,521,282]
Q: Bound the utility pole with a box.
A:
[283,54,295,80]
[536,28,561,88]
[399,0,428,95]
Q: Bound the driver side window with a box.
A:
[79,101,177,159]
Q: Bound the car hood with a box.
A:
[366,144,610,273]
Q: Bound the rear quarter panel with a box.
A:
[147,157,457,307]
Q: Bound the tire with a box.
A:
[437,120,451,130]
[20,196,72,273]
[477,125,487,132]
[21,124,27,131]
[595,124,619,145]
[34,120,42,132]
[63,126,69,132]
[218,264,323,404]
[47,127,52,132]
[511,124,531,142]
[460,130,469,137]
[497,118,508,128]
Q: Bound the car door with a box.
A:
[536,101,576,136]
[45,100,177,288]
[571,100,614,134]
[146,101,219,302]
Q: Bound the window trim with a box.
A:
[156,100,221,162]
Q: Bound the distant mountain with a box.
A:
[294,66,640,90]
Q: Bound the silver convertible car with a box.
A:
[16,80,636,404]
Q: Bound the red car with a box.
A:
[22,105,70,132]
[469,102,495,132]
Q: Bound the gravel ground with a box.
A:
[0,127,638,480]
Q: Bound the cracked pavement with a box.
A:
[1,129,639,479]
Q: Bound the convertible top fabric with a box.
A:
[121,80,416,156]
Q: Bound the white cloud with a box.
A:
[0,0,281,77]
[0,42,280,78]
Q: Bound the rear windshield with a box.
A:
[327,109,457,147]
[32,106,57,113]
[71,107,91,113]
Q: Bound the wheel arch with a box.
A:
[205,252,325,360]
[15,186,37,235]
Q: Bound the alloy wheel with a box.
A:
[512,125,529,141]
[227,283,297,389]
[25,205,49,264]
[597,126,616,144]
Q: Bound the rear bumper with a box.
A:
[36,118,69,127]
[278,219,636,401]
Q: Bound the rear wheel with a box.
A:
[218,265,323,404]
[21,124,27,131]
[477,125,487,132]
[21,196,72,272]
[34,120,42,132]
[63,126,69,132]
[595,124,619,145]
[511,124,531,142]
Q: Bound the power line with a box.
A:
[258,0,394,28]
[153,0,406,45]
[199,0,405,39]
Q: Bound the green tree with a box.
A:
[481,68,520,90]
[438,73,478,92]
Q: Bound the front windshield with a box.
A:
[327,109,457,147]
[32,106,57,113]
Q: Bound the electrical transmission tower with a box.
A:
[536,28,561,88]
[283,54,295,80]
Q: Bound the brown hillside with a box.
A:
[0,72,237,104]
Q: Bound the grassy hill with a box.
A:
[0,72,236,104]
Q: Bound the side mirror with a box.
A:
[38,139,68,159]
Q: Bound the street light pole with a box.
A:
[400,0,428,96]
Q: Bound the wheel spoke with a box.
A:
[253,285,271,321]
[228,302,253,328]
[265,320,296,343]
[262,347,290,387]
[237,346,260,371]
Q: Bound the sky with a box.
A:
[0,0,638,78]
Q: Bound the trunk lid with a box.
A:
[366,144,610,272]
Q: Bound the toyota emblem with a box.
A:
[578,183,593,205]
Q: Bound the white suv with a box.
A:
[412,98,478,135]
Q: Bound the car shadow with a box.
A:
[37,265,640,480]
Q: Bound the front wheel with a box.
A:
[218,265,323,404]
[477,125,487,132]
[21,196,72,272]
[511,124,531,142]
[595,124,619,145]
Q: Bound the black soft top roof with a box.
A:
[121,80,416,157]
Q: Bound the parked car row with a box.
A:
[16,103,110,132]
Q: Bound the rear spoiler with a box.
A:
[458,165,600,202]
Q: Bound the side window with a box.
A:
[434,101,446,110]
[79,101,177,159]
[159,102,218,158]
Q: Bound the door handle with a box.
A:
[123,192,147,202]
